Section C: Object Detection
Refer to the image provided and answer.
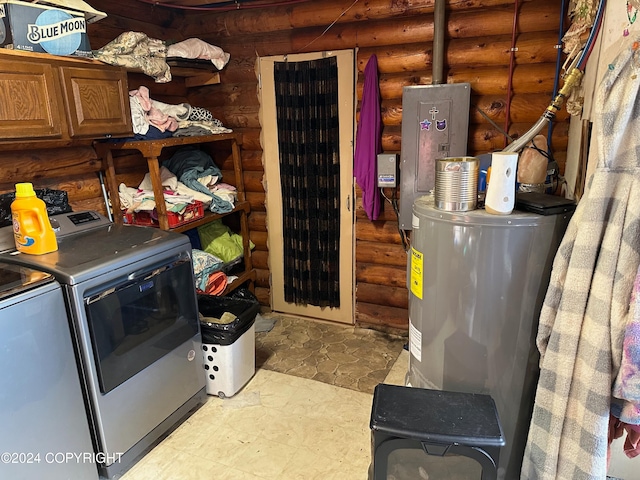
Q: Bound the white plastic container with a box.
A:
[202,323,255,398]
[485,152,518,215]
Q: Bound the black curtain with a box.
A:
[274,56,341,308]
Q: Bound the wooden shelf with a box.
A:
[0,47,108,66]
[96,133,245,231]
[95,133,255,293]
[104,133,242,158]
[126,66,220,88]
[224,269,258,296]
[124,57,221,87]
[0,48,221,88]
[166,58,221,87]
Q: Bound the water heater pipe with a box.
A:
[432,0,445,85]
[502,0,606,153]
[548,0,569,149]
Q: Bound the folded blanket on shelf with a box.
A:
[198,219,253,264]
[94,32,171,83]
[163,147,234,213]
[167,38,230,70]
[118,183,192,214]
[94,33,229,83]
[174,120,232,137]
[138,166,179,192]
[129,86,180,133]
[175,182,213,206]
[119,184,154,212]
[192,249,224,292]
[210,183,237,206]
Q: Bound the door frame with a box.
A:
[258,49,355,324]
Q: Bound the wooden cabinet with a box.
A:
[96,133,256,295]
[59,65,132,138]
[0,58,63,140]
[0,49,132,149]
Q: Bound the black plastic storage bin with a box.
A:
[197,288,260,398]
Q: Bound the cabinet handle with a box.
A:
[346,195,351,212]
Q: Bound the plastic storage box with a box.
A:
[198,292,259,398]
[123,201,204,229]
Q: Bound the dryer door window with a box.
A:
[85,258,199,393]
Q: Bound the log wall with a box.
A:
[1,0,566,332]
[0,148,106,215]
[172,0,566,331]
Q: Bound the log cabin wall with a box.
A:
[0,0,566,333]
[168,0,566,331]
[0,148,106,215]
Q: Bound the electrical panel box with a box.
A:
[399,83,471,229]
[377,153,397,188]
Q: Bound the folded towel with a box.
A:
[138,166,179,191]
[197,271,227,296]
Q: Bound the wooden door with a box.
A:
[259,50,355,324]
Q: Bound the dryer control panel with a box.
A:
[50,211,111,237]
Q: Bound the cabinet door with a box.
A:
[59,66,133,139]
[0,60,63,140]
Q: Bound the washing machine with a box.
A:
[0,211,207,479]
[0,262,99,480]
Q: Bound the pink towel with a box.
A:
[129,86,178,132]
[197,271,227,296]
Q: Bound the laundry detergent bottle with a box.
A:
[11,183,58,255]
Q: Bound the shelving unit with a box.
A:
[128,60,221,88]
[95,133,255,294]
[166,58,221,88]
